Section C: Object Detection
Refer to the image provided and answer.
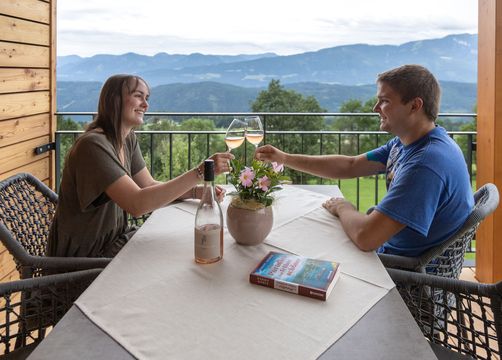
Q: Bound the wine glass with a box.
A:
[224,118,246,152]
[244,116,264,148]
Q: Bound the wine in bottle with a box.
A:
[194,159,223,264]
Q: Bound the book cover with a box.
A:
[249,251,341,301]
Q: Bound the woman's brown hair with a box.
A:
[87,74,149,152]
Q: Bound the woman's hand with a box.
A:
[255,144,287,164]
[209,152,235,175]
[192,185,226,202]
[215,185,226,202]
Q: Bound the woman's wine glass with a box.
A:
[224,118,246,152]
[244,116,264,148]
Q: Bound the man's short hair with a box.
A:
[377,65,441,121]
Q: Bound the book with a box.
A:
[249,251,341,301]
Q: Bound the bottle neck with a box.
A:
[201,180,215,203]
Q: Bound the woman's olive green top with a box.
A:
[48,131,145,257]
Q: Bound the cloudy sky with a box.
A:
[57,0,478,57]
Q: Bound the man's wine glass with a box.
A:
[244,116,264,148]
[224,118,246,152]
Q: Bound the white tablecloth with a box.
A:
[75,186,394,360]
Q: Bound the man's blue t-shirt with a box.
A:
[366,126,474,256]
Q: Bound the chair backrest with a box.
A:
[0,173,58,265]
[0,268,101,357]
[388,268,502,360]
[421,183,499,278]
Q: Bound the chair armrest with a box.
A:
[377,253,423,272]
[27,255,112,272]
[0,268,102,295]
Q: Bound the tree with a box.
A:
[251,80,327,183]
[56,116,84,177]
[328,97,387,155]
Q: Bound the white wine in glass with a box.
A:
[245,116,264,148]
[224,118,246,152]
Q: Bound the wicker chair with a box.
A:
[378,183,499,278]
[0,268,102,359]
[388,268,502,360]
[0,173,111,279]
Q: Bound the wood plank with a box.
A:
[0,255,18,282]
[0,41,49,68]
[0,249,14,270]
[0,158,50,182]
[0,113,50,147]
[477,0,502,282]
[0,91,50,120]
[0,249,16,278]
[0,0,50,24]
[0,68,50,94]
[0,14,50,46]
[0,135,49,174]
[49,0,57,189]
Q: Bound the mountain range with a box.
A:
[58,34,477,87]
[57,34,477,114]
[57,80,476,114]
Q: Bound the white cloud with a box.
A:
[57,0,478,56]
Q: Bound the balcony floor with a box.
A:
[459,266,478,283]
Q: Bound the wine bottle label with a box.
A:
[194,224,222,260]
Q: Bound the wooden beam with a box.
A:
[0,157,50,183]
[476,0,502,282]
[50,0,57,188]
[0,41,49,68]
[0,113,51,147]
[0,91,50,120]
[0,14,50,46]
[0,0,50,24]
[0,135,50,174]
[0,68,50,94]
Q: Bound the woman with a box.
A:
[48,74,233,257]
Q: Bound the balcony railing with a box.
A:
[55,111,477,263]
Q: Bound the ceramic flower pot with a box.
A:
[226,202,273,246]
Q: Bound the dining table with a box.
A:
[28,185,437,360]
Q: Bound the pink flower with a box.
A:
[239,167,255,187]
[257,176,271,191]
[271,162,284,173]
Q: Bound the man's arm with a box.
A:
[255,144,385,179]
[323,198,406,251]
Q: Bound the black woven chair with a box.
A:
[0,268,102,359]
[0,173,111,279]
[378,183,499,278]
[388,268,502,360]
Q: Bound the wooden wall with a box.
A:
[0,0,56,282]
[477,0,502,282]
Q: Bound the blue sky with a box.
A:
[57,0,478,57]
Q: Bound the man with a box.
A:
[255,64,474,256]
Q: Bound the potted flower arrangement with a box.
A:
[226,159,287,245]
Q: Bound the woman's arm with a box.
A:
[107,152,233,217]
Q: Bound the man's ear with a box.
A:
[410,97,424,113]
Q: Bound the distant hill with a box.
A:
[57,80,476,115]
[57,52,278,83]
[57,34,477,87]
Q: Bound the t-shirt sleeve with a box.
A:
[129,133,146,176]
[376,165,444,236]
[366,138,396,164]
[72,135,127,211]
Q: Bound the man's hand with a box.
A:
[322,197,356,217]
[255,144,287,164]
